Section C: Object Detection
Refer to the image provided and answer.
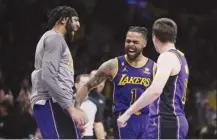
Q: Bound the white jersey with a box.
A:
[81,98,97,136]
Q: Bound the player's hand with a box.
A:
[117,113,131,128]
[70,108,88,126]
[78,125,86,135]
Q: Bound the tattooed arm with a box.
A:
[75,58,117,108]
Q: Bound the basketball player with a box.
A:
[117,18,189,139]
[30,6,87,139]
[75,26,156,139]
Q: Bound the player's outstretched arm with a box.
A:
[125,52,177,115]
[117,52,179,128]
[75,58,117,108]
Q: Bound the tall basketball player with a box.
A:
[31,6,87,139]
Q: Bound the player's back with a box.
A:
[149,49,189,117]
[147,49,189,139]
[112,55,155,114]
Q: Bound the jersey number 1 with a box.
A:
[130,88,137,105]
[131,88,141,115]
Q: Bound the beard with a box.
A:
[127,52,141,60]
[125,47,142,61]
[64,20,74,45]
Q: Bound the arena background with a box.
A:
[0,0,216,139]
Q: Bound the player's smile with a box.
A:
[127,46,137,55]
[128,48,135,52]
[128,51,136,56]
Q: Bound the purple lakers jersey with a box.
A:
[149,49,189,117]
[112,55,155,114]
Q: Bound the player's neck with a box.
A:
[158,42,176,54]
[127,53,147,63]
[52,25,67,37]
[127,54,147,66]
[137,54,147,62]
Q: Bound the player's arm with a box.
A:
[75,58,117,108]
[41,35,74,111]
[125,52,178,115]
[152,62,157,78]
[94,122,106,139]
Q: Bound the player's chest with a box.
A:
[60,48,73,69]
[115,71,152,88]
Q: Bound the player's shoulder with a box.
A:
[148,58,157,71]
[157,51,181,69]
[110,55,122,62]
[111,55,126,65]
[147,58,156,65]
[158,51,178,62]
[43,30,64,43]
[102,57,118,69]
[116,55,125,59]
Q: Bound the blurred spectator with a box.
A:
[0,79,37,138]
[0,88,5,102]
[198,115,217,139]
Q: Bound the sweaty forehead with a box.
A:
[126,32,143,40]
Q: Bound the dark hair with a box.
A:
[46,6,78,30]
[128,26,148,41]
[152,18,177,43]
[75,74,89,83]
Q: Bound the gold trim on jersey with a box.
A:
[124,55,149,68]
[111,58,119,80]
[173,76,180,139]
[177,50,185,56]
[169,51,182,76]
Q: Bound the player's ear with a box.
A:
[143,40,147,48]
[61,17,68,24]
[152,35,156,43]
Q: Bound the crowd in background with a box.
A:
[0,0,216,139]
